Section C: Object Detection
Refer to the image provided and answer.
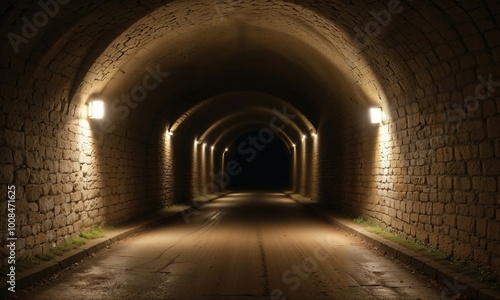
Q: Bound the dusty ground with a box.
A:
[16,192,442,299]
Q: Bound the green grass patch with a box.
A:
[79,227,106,239]
[51,237,88,256]
[3,226,112,273]
[353,216,499,289]
[16,257,37,271]
[35,252,54,261]
[354,216,370,225]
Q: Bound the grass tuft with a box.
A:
[353,215,499,289]
[35,253,54,261]
[80,227,106,239]
[4,227,111,273]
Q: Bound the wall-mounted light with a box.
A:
[301,134,306,140]
[311,132,317,138]
[88,100,104,119]
[167,130,174,136]
[203,143,207,147]
[292,143,296,148]
[224,148,228,153]
[211,146,215,150]
[370,107,383,124]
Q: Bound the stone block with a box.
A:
[0,148,13,164]
[3,129,25,148]
[0,165,14,183]
[26,184,43,202]
[453,242,473,260]
[26,152,43,169]
[59,160,73,173]
[487,220,499,240]
[433,202,444,215]
[482,160,500,175]
[438,176,453,189]
[487,116,500,138]
[466,161,481,175]
[443,214,456,227]
[472,177,496,192]
[436,147,453,162]
[38,196,54,213]
[479,141,495,158]
[476,219,488,237]
[453,176,471,190]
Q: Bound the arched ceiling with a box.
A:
[63,0,390,143]
[4,0,493,145]
[161,91,311,154]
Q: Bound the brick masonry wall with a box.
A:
[0,96,154,264]
[312,0,500,275]
[0,0,499,276]
[320,58,500,276]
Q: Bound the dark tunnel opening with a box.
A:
[225,130,291,191]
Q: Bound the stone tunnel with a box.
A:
[0,0,499,295]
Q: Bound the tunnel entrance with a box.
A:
[225,130,291,190]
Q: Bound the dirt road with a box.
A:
[19,192,441,299]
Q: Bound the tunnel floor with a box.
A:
[19,193,441,299]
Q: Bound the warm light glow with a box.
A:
[224,148,228,152]
[88,100,104,119]
[370,107,382,124]
[167,131,174,136]
[292,143,296,147]
[302,134,306,140]
[311,132,317,138]
[211,146,215,150]
[203,143,207,147]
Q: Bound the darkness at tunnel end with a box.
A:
[225,130,291,191]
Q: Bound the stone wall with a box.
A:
[0,96,154,264]
[326,75,500,275]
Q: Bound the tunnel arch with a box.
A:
[1,0,499,275]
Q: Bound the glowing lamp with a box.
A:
[370,107,382,124]
[88,100,104,119]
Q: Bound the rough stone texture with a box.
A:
[0,0,499,277]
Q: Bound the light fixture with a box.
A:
[302,134,306,140]
[292,144,296,148]
[311,132,317,138]
[88,100,104,119]
[203,143,207,147]
[370,107,383,124]
[224,148,228,153]
[211,146,215,150]
[167,130,174,136]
